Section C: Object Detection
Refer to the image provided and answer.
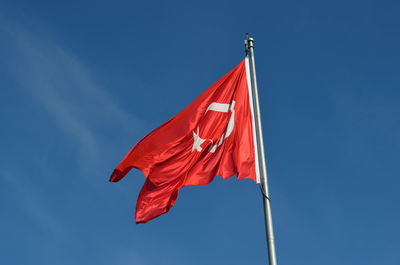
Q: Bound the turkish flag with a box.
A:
[110,58,260,223]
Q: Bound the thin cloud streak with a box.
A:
[0,18,150,265]
[0,20,142,170]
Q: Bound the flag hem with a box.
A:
[245,56,261,184]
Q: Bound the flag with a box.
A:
[110,58,260,223]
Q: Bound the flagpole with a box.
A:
[245,37,278,265]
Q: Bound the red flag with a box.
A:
[110,58,260,223]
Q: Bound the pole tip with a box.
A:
[244,34,254,55]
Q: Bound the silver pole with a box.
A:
[245,37,278,265]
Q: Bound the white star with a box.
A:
[192,127,206,152]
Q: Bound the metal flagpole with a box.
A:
[245,36,278,265]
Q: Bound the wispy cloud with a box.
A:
[0,18,142,171]
[0,17,150,264]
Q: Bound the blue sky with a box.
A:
[1,0,399,264]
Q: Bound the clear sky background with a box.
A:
[1,0,399,264]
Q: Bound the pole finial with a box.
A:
[244,33,254,55]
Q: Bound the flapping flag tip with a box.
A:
[109,170,123,182]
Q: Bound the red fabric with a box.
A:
[110,60,257,223]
